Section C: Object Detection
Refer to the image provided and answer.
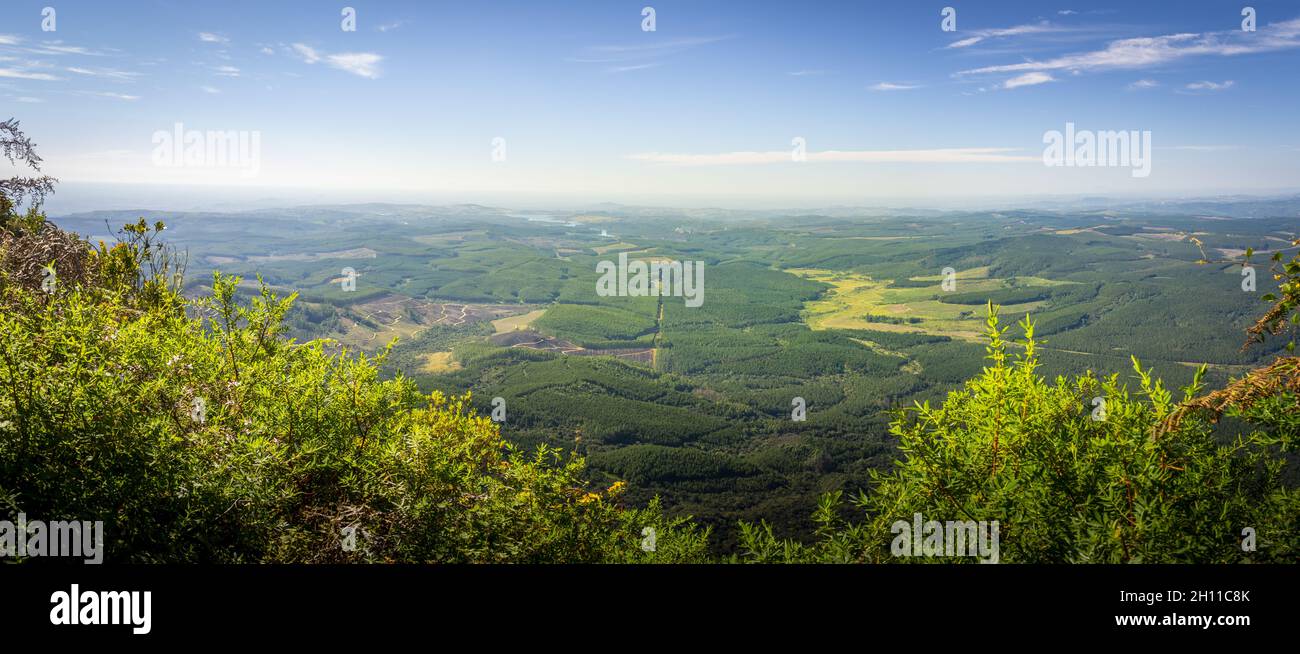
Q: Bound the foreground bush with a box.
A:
[0,219,708,563]
[739,308,1299,563]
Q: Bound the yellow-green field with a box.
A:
[421,351,462,373]
[492,308,546,334]
[789,267,1062,341]
[591,242,640,255]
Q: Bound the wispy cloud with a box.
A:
[325,52,382,78]
[198,32,229,44]
[571,35,733,71]
[627,147,1034,166]
[787,69,827,77]
[376,21,406,32]
[1184,79,1235,91]
[0,36,110,58]
[1002,72,1054,89]
[77,91,140,101]
[291,43,321,64]
[66,66,140,80]
[290,43,383,78]
[0,67,60,81]
[608,62,660,73]
[0,35,119,82]
[958,17,1300,79]
[200,85,220,94]
[870,82,921,91]
[1128,78,1159,90]
[214,65,241,78]
[34,42,104,56]
[946,21,1067,49]
[584,35,733,57]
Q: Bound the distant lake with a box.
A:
[507,213,578,227]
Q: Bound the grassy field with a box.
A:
[592,241,640,255]
[493,308,547,334]
[421,351,463,373]
[790,267,1059,340]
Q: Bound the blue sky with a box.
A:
[2,0,1299,208]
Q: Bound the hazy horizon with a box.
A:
[33,180,1300,217]
[5,0,1300,207]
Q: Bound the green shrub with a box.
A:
[0,220,709,563]
[738,306,1299,563]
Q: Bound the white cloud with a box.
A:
[627,147,1035,166]
[326,52,382,78]
[80,91,140,101]
[377,21,406,32]
[66,66,140,80]
[200,85,220,94]
[787,70,827,77]
[948,36,985,48]
[870,82,921,91]
[571,35,734,72]
[608,62,660,73]
[946,21,1065,49]
[16,96,43,103]
[290,44,382,78]
[260,47,275,55]
[0,36,108,57]
[585,36,734,58]
[0,68,60,81]
[214,65,241,77]
[1128,78,1159,89]
[1002,72,1054,89]
[1058,10,1079,16]
[198,32,229,44]
[1185,80,1234,91]
[290,43,321,64]
[958,18,1300,77]
[31,42,104,56]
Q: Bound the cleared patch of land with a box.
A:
[1129,231,1188,242]
[790,267,1059,341]
[592,242,640,255]
[493,308,547,334]
[421,351,462,373]
[333,296,527,348]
